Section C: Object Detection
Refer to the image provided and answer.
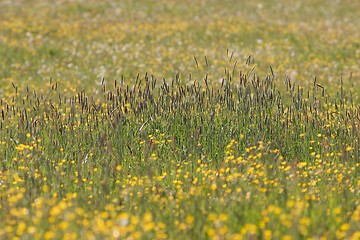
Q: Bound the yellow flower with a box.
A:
[263,230,272,240]
[339,223,350,231]
[186,215,194,224]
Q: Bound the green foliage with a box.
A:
[0,0,359,239]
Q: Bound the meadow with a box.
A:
[0,0,359,239]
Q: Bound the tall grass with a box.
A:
[0,61,359,239]
[0,0,359,238]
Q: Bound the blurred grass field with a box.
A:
[1,0,359,93]
[0,0,360,239]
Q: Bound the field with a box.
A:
[0,0,359,239]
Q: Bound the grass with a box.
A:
[0,0,359,239]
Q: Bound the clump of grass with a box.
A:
[0,60,359,239]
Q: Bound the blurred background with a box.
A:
[0,0,359,95]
